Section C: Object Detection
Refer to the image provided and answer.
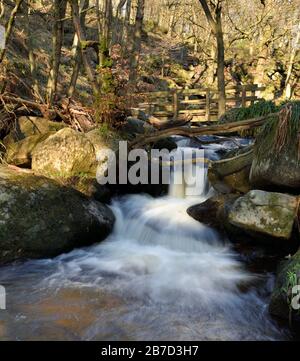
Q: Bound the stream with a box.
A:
[0,137,291,341]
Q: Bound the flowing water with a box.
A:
[0,137,291,340]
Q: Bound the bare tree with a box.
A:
[0,0,24,64]
[46,0,67,105]
[68,0,89,98]
[69,0,99,96]
[129,0,145,83]
[285,21,300,99]
[197,0,226,116]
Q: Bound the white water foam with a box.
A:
[0,141,288,340]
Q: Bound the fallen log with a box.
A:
[148,116,191,130]
[129,112,279,149]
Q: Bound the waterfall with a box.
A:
[168,147,211,199]
[0,138,288,341]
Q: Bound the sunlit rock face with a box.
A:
[32,128,97,179]
[3,116,66,168]
[3,116,65,147]
[228,190,298,240]
[0,165,114,263]
[5,133,54,167]
[250,109,300,190]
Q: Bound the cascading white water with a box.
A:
[0,138,290,340]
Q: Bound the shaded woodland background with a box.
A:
[0,0,298,128]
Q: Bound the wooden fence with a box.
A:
[138,84,265,122]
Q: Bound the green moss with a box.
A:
[280,258,300,314]
[219,99,279,137]
[255,101,300,163]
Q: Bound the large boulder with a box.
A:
[228,190,298,240]
[250,102,300,189]
[0,166,115,263]
[86,127,125,183]
[250,143,300,189]
[208,147,253,194]
[3,116,65,147]
[269,249,300,322]
[32,128,97,179]
[187,194,239,229]
[86,127,123,158]
[5,133,53,167]
[65,176,112,203]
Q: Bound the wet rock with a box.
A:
[152,137,177,151]
[0,166,115,263]
[208,147,253,194]
[228,190,298,240]
[209,166,251,194]
[269,249,300,322]
[187,194,239,229]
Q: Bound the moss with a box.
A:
[255,101,300,164]
[219,99,279,137]
[271,251,300,318]
[0,166,115,262]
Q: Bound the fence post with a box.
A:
[235,86,241,107]
[242,85,246,107]
[206,90,211,121]
[173,90,179,121]
[251,84,257,105]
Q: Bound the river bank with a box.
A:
[0,135,297,341]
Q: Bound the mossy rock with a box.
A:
[32,128,97,179]
[3,116,65,148]
[187,194,239,229]
[228,190,298,240]
[209,166,251,194]
[208,147,253,194]
[269,249,300,321]
[250,101,300,189]
[5,132,54,167]
[0,165,115,263]
[64,176,112,203]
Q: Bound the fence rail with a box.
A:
[138,84,266,122]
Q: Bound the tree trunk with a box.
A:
[100,0,113,67]
[215,6,226,116]
[25,1,42,101]
[114,0,127,44]
[0,0,24,64]
[68,0,89,98]
[130,113,278,149]
[69,0,99,97]
[129,0,145,84]
[285,22,300,99]
[198,0,226,117]
[46,0,67,105]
